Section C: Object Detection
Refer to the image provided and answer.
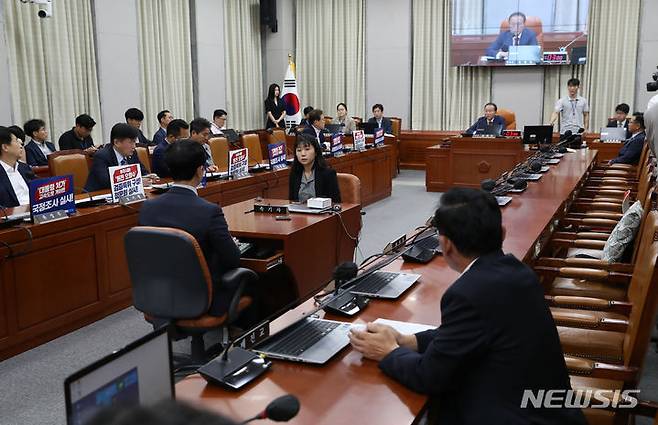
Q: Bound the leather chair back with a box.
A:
[500,16,544,46]
[208,137,229,172]
[48,150,89,193]
[623,211,658,367]
[241,133,263,165]
[337,173,361,205]
[125,226,212,319]
[268,128,286,145]
[352,116,363,126]
[324,116,333,126]
[135,147,151,173]
[389,117,401,137]
[498,109,517,130]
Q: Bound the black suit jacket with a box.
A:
[466,115,507,135]
[152,128,166,147]
[137,129,153,146]
[301,126,327,146]
[367,117,393,135]
[58,128,94,151]
[0,161,35,207]
[24,140,56,166]
[151,140,171,177]
[84,145,147,192]
[289,166,341,203]
[138,187,241,315]
[379,250,586,425]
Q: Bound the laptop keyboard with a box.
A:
[415,235,439,251]
[351,271,398,294]
[260,319,341,357]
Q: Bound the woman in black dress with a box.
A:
[264,83,287,129]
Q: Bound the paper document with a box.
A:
[373,318,435,335]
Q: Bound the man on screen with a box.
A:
[485,12,538,59]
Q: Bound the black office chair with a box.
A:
[124,226,257,363]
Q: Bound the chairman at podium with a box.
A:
[485,12,538,59]
[466,103,506,135]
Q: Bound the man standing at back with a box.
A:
[138,140,241,316]
[152,110,173,146]
[550,78,590,135]
[350,188,586,425]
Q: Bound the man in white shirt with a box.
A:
[0,126,34,207]
[23,118,56,167]
[210,109,227,135]
[550,78,590,134]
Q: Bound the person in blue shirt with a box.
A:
[485,12,538,59]
[610,113,646,165]
[466,102,506,135]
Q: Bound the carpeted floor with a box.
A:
[0,170,656,425]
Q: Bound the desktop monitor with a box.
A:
[359,122,377,135]
[523,125,553,145]
[64,327,174,425]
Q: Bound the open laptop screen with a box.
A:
[64,327,173,425]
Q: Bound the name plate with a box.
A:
[33,210,69,225]
[119,193,147,205]
[254,204,289,214]
[238,321,270,350]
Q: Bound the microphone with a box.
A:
[480,179,496,192]
[334,262,358,289]
[559,31,587,52]
[240,394,300,424]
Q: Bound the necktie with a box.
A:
[120,158,127,166]
[513,36,519,46]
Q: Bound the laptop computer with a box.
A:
[507,45,541,65]
[325,123,344,134]
[474,123,503,137]
[222,129,240,144]
[359,122,377,135]
[600,127,627,141]
[64,327,174,425]
[347,270,421,299]
[252,316,352,364]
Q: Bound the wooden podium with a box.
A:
[426,136,531,192]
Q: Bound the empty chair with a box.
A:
[497,109,516,129]
[208,137,229,172]
[337,173,361,205]
[241,133,264,166]
[135,146,151,173]
[48,150,90,194]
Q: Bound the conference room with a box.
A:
[1,0,658,424]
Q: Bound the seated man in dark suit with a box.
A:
[294,106,315,135]
[138,140,242,316]
[350,188,586,425]
[301,109,328,149]
[0,126,35,207]
[84,123,148,192]
[58,114,98,153]
[485,11,538,58]
[23,119,56,166]
[152,110,173,147]
[367,103,393,135]
[610,112,646,165]
[607,103,632,139]
[125,108,153,146]
[466,102,506,135]
[152,119,190,178]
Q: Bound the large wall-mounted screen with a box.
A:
[452,0,589,66]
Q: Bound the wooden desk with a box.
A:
[0,147,391,361]
[175,150,598,425]
[585,141,622,163]
[425,137,531,192]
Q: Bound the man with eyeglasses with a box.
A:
[0,126,35,207]
[609,113,647,165]
[550,78,590,135]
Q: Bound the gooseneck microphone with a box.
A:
[240,394,301,423]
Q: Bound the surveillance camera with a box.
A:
[23,0,52,18]
[37,0,52,18]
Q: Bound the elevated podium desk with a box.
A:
[175,150,599,425]
[0,147,389,361]
[426,136,532,192]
